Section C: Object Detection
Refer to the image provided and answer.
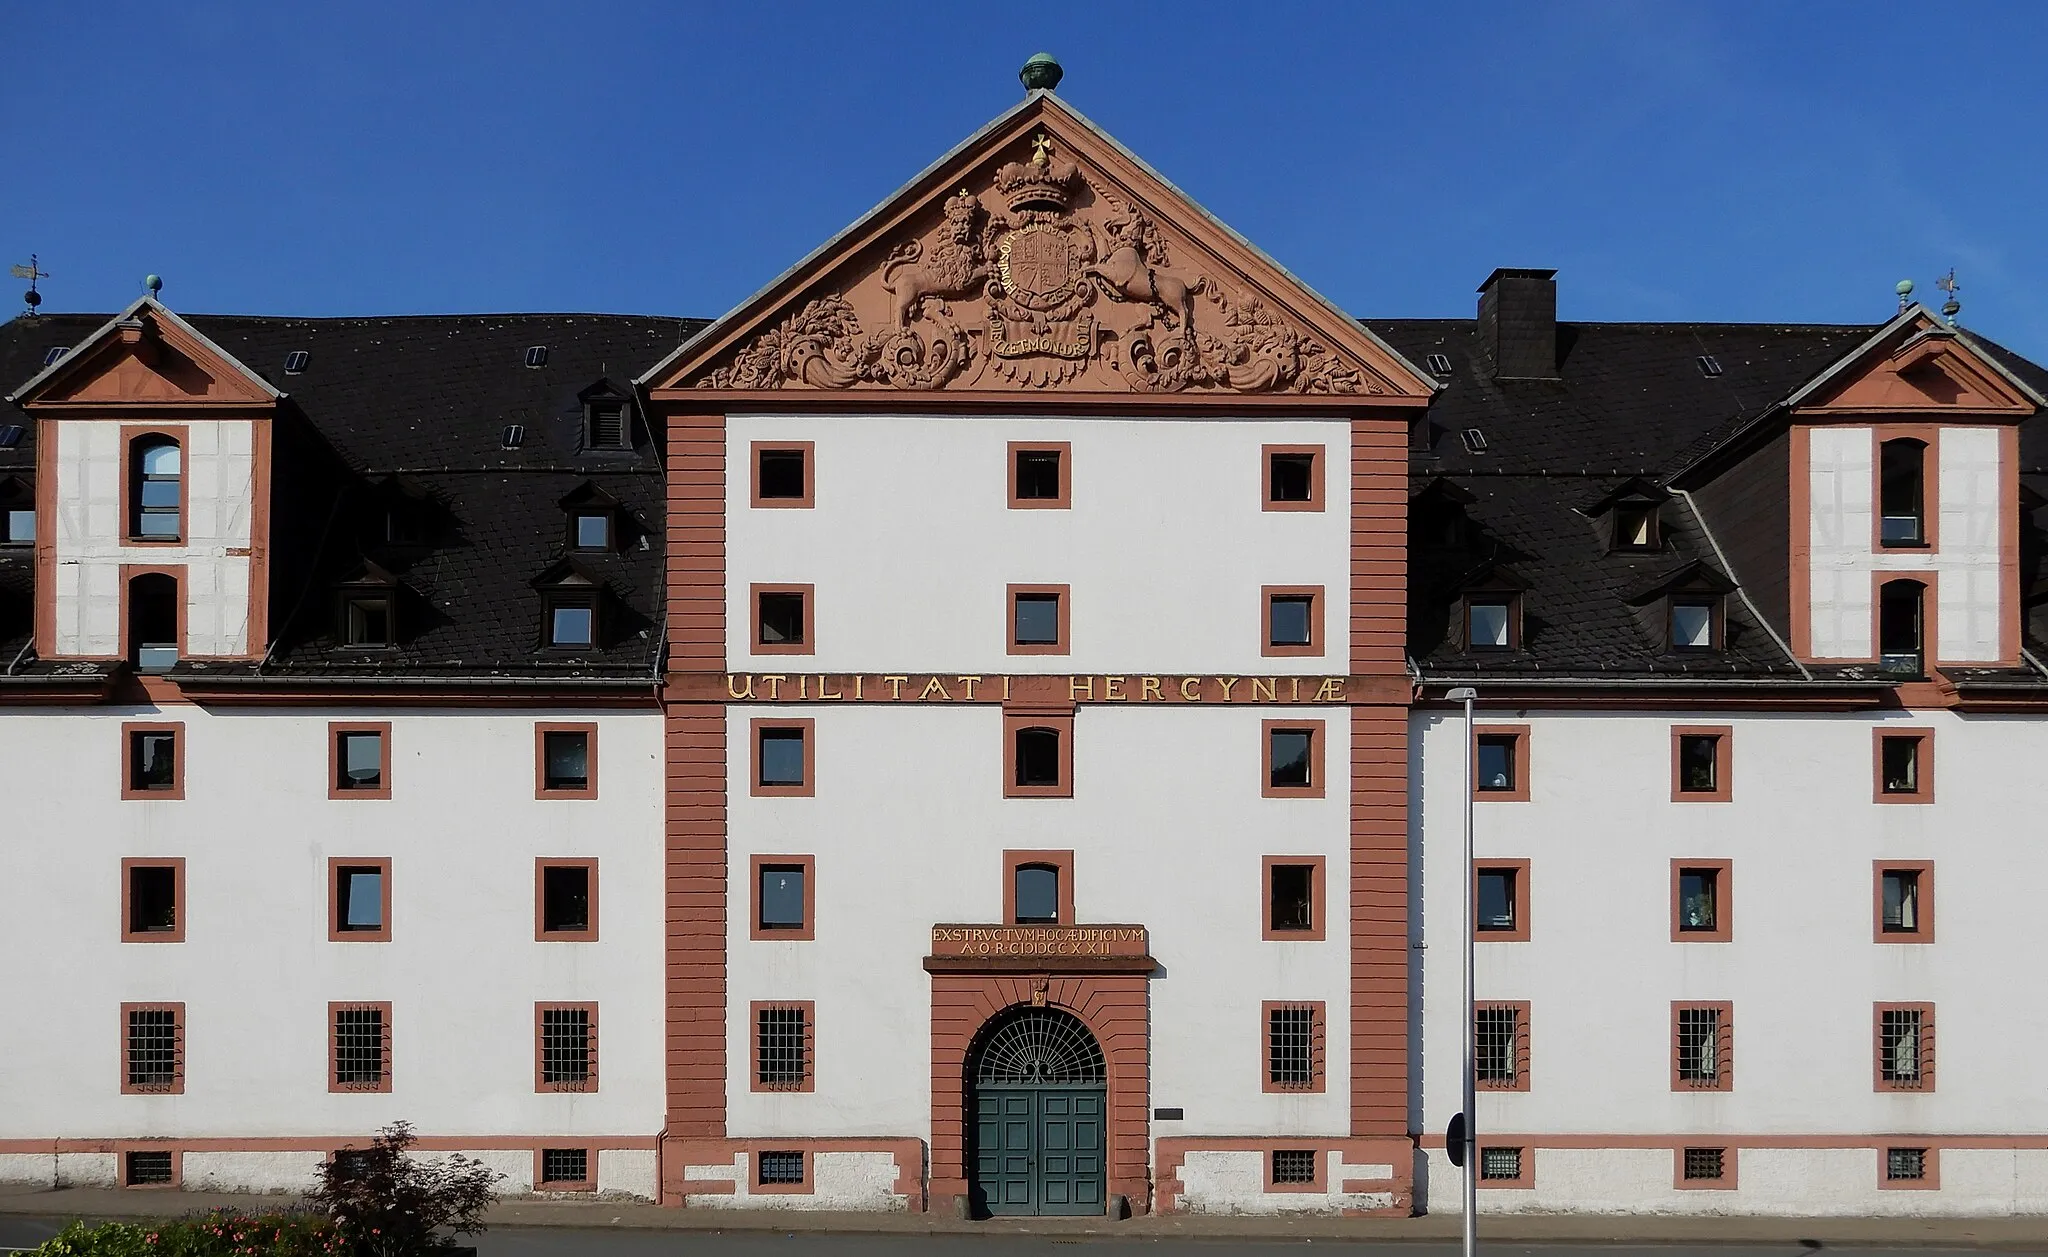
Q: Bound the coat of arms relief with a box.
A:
[699,136,1379,395]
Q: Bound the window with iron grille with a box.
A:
[333,1006,388,1089]
[1479,1147,1523,1181]
[1475,1005,1521,1087]
[540,1007,595,1089]
[1266,1004,1319,1090]
[756,1005,809,1089]
[1682,1147,1726,1181]
[758,1151,806,1185]
[538,1148,588,1185]
[1270,1149,1317,1185]
[1887,1147,1927,1181]
[125,1007,180,1090]
[124,1151,174,1186]
[1675,1006,1723,1086]
[1879,1007,1928,1087]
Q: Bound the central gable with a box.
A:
[1789,309,2042,420]
[8,297,280,412]
[644,92,1432,403]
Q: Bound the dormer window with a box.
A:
[130,436,182,540]
[1670,598,1721,651]
[585,400,628,450]
[549,599,596,648]
[572,512,610,551]
[0,478,31,545]
[1466,596,1518,651]
[346,597,393,649]
[533,558,605,652]
[1880,438,1928,547]
[334,561,403,651]
[1879,579,1926,677]
[128,573,179,672]
[559,483,624,553]
[1612,503,1660,551]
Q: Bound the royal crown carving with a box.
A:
[697,133,1386,396]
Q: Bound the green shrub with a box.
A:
[32,1210,342,1256]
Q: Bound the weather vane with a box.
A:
[10,254,49,316]
[1935,268,1962,325]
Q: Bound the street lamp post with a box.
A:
[1445,685,1479,1257]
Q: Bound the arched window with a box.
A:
[128,573,179,672]
[1879,439,1927,547]
[131,437,182,540]
[1878,579,1925,677]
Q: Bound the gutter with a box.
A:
[5,639,31,676]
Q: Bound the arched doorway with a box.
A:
[967,1005,1106,1216]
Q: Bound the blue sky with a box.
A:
[11,2,2048,358]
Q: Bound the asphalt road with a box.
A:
[0,1218,2033,1257]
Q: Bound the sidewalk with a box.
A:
[4,1183,2047,1248]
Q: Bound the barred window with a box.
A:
[1879,1008,1927,1087]
[538,1148,588,1186]
[1675,1006,1723,1087]
[125,1007,179,1090]
[540,1007,595,1089]
[1266,1004,1319,1090]
[1682,1147,1726,1181]
[1886,1147,1927,1181]
[332,1006,388,1089]
[756,1005,810,1089]
[758,1150,805,1185]
[1479,1147,1523,1181]
[1475,1005,1521,1087]
[1271,1149,1317,1185]
[124,1150,175,1186]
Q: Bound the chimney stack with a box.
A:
[1476,268,1559,380]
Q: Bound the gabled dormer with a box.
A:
[1452,563,1532,654]
[1624,559,1736,655]
[333,559,407,652]
[1583,478,1672,553]
[1410,478,1478,552]
[363,475,441,551]
[558,482,626,554]
[530,557,609,652]
[576,379,635,455]
[4,297,280,666]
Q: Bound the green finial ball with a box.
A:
[144,274,163,295]
[1895,279,1915,296]
[1020,53,1063,93]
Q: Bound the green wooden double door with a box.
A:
[972,1085,1106,1215]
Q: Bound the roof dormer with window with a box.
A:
[2,297,279,667]
[1585,478,1671,553]
[577,380,635,455]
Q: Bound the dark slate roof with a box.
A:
[0,311,707,682]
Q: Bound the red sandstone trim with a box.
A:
[1789,425,1812,659]
[1670,859,1733,944]
[748,1000,816,1094]
[533,1146,598,1193]
[118,1002,184,1096]
[326,722,392,800]
[118,1146,185,1190]
[327,857,392,943]
[1261,718,1325,799]
[1874,1001,1937,1093]
[1474,858,1529,942]
[748,583,815,656]
[748,717,815,797]
[1870,424,1943,555]
[1472,724,1529,802]
[1476,1144,1535,1189]
[745,1148,815,1195]
[1261,854,1326,941]
[1003,711,1074,798]
[1873,726,1935,804]
[1002,849,1076,925]
[120,857,186,943]
[534,858,599,942]
[118,424,190,547]
[534,1002,600,1094]
[1873,860,1935,944]
[1260,999,1327,1095]
[1673,1144,1738,1190]
[119,721,184,800]
[749,853,816,941]
[1474,1000,1530,1093]
[117,562,188,665]
[1005,583,1071,656]
[1262,443,1325,512]
[1669,1001,1734,1092]
[534,722,599,799]
[663,1138,925,1209]
[1669,725,1733,802]
[1879,1144,1941,1190]
[326,1001,393,1094]
[1154,1136,1409,1215]
[1261,584,1325,658]
[749,440,814,508]
[1007,441,1071,509]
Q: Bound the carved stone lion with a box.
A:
[879,190,987,328]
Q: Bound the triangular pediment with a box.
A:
[7,297,279,411]
[643,92,1434,403]
[1791,309,2040,419]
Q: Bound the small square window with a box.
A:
[549,603,595,648]
[540,864,592,936]
[758,727,807,788]
[757,591,806,647]
[1682,1147,1726,1182]
[1886,1147,1927,1181]
[758,1151,806,1186]
[1268,594,1314,648]
[758,864,807,931]
[1014,594,1061,645]
[1467,599,1512,649]
[1677,735,1719,793]
[1613,505,1658,550]
[2,507,31,544]
[128,730,178,794]
[1013,447,1065,503]
[1479,1147,1523,1181]
[1268,863,1314,933]
[1477,868,1517,932]
[1672,601,1717,650]
[1475,735,1517,793]
[539,1148,589,1187]
[572,513,610,550]
[345,597,392,648]
[542,730,590,792]
[1265,447,1321,510]
[335,731,384,791]
[1267,727,1313,790]
[1270,1149,1317,1185]
[335,866,386,934]
[124,1150,176,1186]
[757,448,808,502]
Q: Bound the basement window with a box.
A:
[124,1150,175,1186]
[1271,1149,1317,1185]
[538,1148,589,1188]
[758,1151,806,1186]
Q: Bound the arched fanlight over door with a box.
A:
[971,1007,1104,1086]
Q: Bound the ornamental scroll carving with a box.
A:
[698,134,1380,395]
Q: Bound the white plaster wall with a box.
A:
[1806,425,2005,663]
[1413,708,2048,1215]
[0,707,664,1148]
[182,1152,326,1195]
[725,414,1352,675]
[682,1151,908,1211]
[53,1153,120,1188]
[49,418,257,657]
[596,1148,658,1200]
[725,703,1352,1142]
[1175,1149,1396,1214]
